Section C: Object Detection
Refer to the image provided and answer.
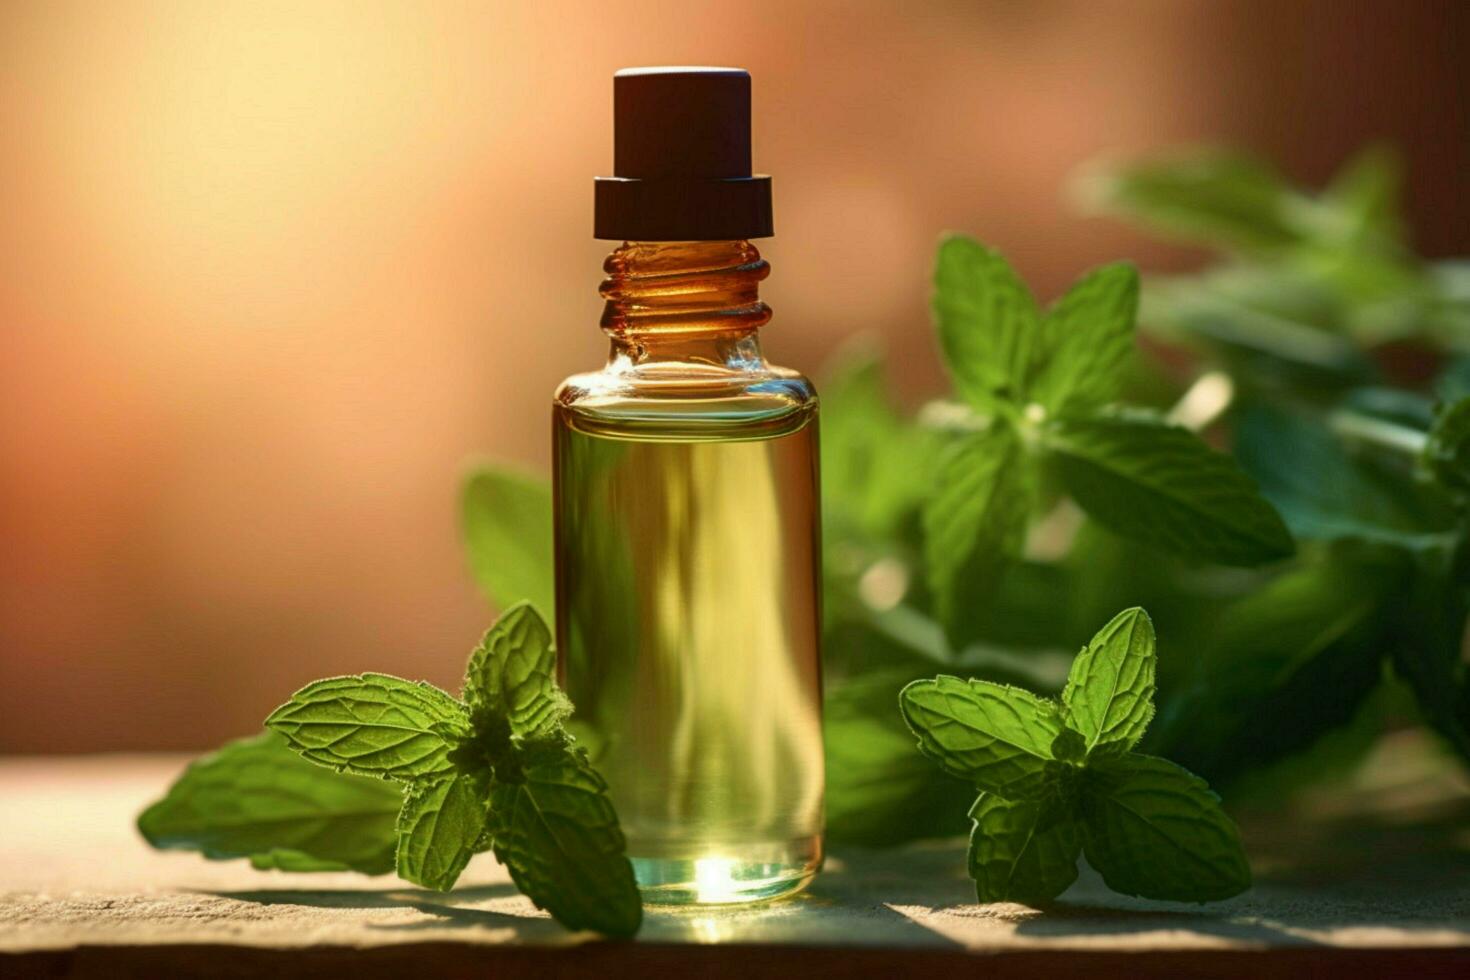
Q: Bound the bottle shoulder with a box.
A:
[555,362,818,441]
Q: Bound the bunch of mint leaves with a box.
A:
[816,146,1470,848]
[1076,146,1469,364]
[924,234,1293,647]
[140,603,642,938]
[901,607,1249,904]
[814,233,1297,845]
[1080,147,1470,776]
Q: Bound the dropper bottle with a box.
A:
[553,67,824,904]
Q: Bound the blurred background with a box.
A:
[2,0,1466,753]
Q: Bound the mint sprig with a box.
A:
[901,607,1251,905]
[142,603,642,938]
[927,235,1293,644]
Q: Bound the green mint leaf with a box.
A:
[488,737,642,938]
[395,770,491,891]
[462,463,555,618]
[1423,397,1470,500]
[968,793,1080,905]
[266,674,470,780]
[924,424,1033,644]
[138,732,401,875]
[1028,263,1139,416]
[463,601,569,740]
[1237,401,1450,546]
[932,234,1040,410]
[1080,753,1251,902]
[1044,410,1295,566]
[899,675,1061,799]
[1145,266,1375,384]
[1154,547,1400,784]
[1061,607,1156,756]
[1077,151,1303,255]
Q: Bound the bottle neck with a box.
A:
[599,240,771,371]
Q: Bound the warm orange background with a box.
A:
[3,1,1466,752]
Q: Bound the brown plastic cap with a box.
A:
[595,66,773,241]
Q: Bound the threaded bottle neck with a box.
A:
[599,240,771,350]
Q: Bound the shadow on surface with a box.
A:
[1009,896,1322,947]
[1247,802,1470,892]
[214,883,568,940]
[817,841,974,905]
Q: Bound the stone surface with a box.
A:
[1,753,1468,977]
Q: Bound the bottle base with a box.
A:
[630,837,822,905]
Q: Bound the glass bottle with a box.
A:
[552,69,823,904]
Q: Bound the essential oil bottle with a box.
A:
[553,67,824,904]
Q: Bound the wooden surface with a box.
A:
[2,753,1468,978]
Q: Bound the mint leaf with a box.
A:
[1154,547,1400,784]
[463,602,569,740]
[1080,754,1251,902]
[924,424,1033,641]
[932,235,1040,409]
[266,674,470,780]
[1061,607,1156,756]
[899,675,1061,799]
[968,793,1080,905]
[1044,411,1294,566]
[1079,151,1302,254]
[1145,266,1375,384]
[1029,263,1139,416]
[1237,401,1448,546]
[488,737,642,938]
[395,770,491,891]
[462,464,555,618]
[138,732,400,875]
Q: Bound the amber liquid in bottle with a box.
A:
[553,240,823,904]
